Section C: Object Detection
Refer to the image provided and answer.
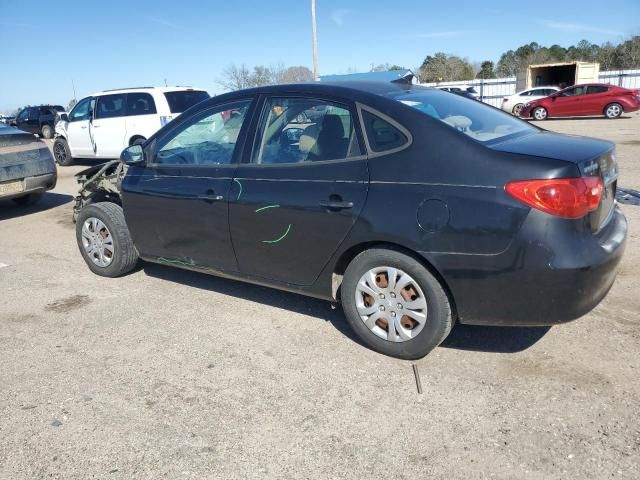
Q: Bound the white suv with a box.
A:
[53,86,209,165]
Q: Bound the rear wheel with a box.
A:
[512,103,525,116]
[532,107,548,120]
[41,124,53,139]
[76,202,139,277]
[604,103,622,119]
[341,249,453,359]
[12,193,42,206]
[53,138,73,166]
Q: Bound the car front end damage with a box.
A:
[73,160,126,222]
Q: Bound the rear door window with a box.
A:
[95,94,126,119]
[586,85,609,94]
[126,92,157,116]
[253,97,361,164]
[163,90,210,113]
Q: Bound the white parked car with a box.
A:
[501,86,559,116]
[53,86,209,165]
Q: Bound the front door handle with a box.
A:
[320,200,354,211]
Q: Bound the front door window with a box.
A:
[155,100,252,166]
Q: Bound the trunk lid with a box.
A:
[491,131,617,231]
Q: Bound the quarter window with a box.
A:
[96,94,126,119]
[126,92,157,116]
[155,99,251,166]
[253,97,360,165]
[361,110,408,153]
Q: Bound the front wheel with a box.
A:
[341,249,453,359]
[76,202,139,277]
[532,107,548,120]
[604,103,622,119]
[53,138,73,166]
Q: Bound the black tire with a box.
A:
[604,103,623,119]
[131,137,146,146]
[53,138,73,166]
[512,103,524,116]
[12,193,42,206]
[532,107,548,121]
[75,202,139,277]
[41,124,53,139]
[341,248,453,359]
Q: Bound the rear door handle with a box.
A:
[198,191,224,202]
[320,200,354,210]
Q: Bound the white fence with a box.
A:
[420,69,640,108]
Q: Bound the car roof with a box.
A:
[88,86,207,96]
[203,81,435,104]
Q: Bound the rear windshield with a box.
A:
[387,89,535,144]
[163,90,210,113]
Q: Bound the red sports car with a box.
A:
[520,83,640,120]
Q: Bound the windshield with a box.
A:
[164,90,210,113]
[387,89,535,143]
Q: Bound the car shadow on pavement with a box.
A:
[142,262,360,340]
[441,324,551,353]
[143,263,551,355]
[0,192,73,221]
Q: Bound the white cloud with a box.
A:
[409,31,467,39]
[541,20,620,36]
[146,16,178,29]
[331,8,351,26]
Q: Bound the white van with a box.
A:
[53,86,209,165]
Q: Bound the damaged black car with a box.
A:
[72,82,627,359]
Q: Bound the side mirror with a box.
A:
[120,144,145,165]
[59,113,69,122]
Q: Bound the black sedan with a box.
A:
[73,82,627,359]
[0,124,57,206]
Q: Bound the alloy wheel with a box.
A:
[355,266,428,342]
[533,108,547,120]
[606,104,621,118]
[54,142,67,163]
[81,217,114,267]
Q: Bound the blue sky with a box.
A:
[1,0,638,112]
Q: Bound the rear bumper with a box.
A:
[425,207,627,326]
[0,172,57,200]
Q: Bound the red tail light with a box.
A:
[505,177,603,218]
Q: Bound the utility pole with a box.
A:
[311,0,319,81]
[71,79,77,100]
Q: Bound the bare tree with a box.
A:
[277,66,313,83]
[217,64,254,91]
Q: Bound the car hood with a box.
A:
[490,131,613,163]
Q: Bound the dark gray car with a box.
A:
[0,124,57,206]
